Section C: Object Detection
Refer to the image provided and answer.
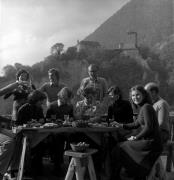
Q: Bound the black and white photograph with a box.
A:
[0,0,174,179]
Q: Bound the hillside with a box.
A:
[85,0,174,48]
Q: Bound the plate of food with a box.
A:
[43,122,60,128]
[88,122,108,127]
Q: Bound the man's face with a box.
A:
[88,66,98,79]
[19,72,28,81]
[109,91,119,102]
[146,90,157,103]
[49,72,58,84]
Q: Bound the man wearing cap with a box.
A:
[79,64,108,102]
[145,82,170,144]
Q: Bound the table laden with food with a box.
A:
[14,119,121,180]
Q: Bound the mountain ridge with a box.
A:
[85,0,174,48]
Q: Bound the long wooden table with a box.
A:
[16,126,118,180]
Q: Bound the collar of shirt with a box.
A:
[89,77,98,83]
[152,96,161,105]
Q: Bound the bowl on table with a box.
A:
[70,142,89,152]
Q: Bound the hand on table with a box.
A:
[110,121,123,128]
[127,136,137,141]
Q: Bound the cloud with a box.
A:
[0,0,129,70]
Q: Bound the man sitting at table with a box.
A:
[46,87,74,121]
[16,90,47,176]
[74,87,104,175]
[46,87,74,176]
[106,85,134,124]
[75,86,104,122]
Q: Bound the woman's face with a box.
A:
[19,72,28,81]
[131,90,143,105]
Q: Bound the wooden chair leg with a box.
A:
[65,158,75,180]
[166,145,172,172]
[171,147,174,170]
[87,156,97,180]
[74,158,85,180]
[17,137,27,180]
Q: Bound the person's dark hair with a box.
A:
[108,85,122,99]
[28,90,46,105]
[130,85,152,106]
[79,87,96,98]
[16,69,30,81]
[48,68,59,80]
[144,82,159,93]
[57,87,73,99]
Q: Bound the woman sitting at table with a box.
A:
[110,85,162,180]
[75,86,102,122]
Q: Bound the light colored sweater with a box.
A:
[153,97,170,133]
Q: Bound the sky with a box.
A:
[0,0,129,73]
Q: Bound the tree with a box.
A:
[50,43,64,56]
[2,65,16,79]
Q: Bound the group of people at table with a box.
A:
[0,64,170,180]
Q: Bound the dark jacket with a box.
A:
[16,103,44,125]
[107,99,133,124]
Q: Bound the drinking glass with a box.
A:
[64,115,70,123]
